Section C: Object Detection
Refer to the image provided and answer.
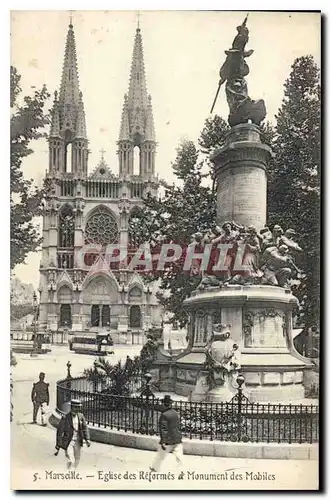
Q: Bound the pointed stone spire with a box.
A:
[118,23,156,178]
[59,21,80,114]
[127,25,149,112]
[49,20,88,175]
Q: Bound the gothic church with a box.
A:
[38,20,162,343]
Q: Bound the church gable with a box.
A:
[127,272,145,291]
[56,269,74,290]
[82,256,120,290]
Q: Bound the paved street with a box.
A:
[11,346,319,491]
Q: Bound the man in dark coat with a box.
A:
[55,399,91,470]
[150,395,183,472]
[31,372,49,425]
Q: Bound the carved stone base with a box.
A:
[169,285,314,402]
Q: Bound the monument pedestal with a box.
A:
[211,123,271,231]
[174,285,313,402]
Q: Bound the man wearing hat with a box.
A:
[55,399,91,470]
[150,395,183,472]
[31,372,49,425]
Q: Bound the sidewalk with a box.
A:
[11,347,319,490]
[12,409,318,491]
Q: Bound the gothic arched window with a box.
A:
[84,207,118,246]
[59,205,74,248]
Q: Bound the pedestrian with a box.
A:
[31,372,49,425]
[55,399,91,470]
[150,395,183,472]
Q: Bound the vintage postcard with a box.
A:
[10,9,320,491]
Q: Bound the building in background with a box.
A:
[38,20,161,343]
[10,277,35,331]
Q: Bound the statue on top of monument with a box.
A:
[210,14,267,127]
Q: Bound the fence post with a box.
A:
[236,373,245,442]
[93,361,99,393]
[66,361,72,388]
[140,372,154,434]
[63,361,73,409]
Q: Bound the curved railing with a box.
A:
[56,376,319,444]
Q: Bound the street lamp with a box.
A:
[30,291,38,357]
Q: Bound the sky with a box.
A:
[10,10,321,288]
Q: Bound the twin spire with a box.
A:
[118,25,156,143]
[50,22,87,141]
[50,17,156,177]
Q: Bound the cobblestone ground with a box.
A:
[11,346,319,491]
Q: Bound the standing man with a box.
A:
[150,395,183,472]
[31,372,49,425]
[55,399,91,470]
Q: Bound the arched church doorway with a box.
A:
[91,304,111,327]
[129,305,142,328]
[83,276,117,329]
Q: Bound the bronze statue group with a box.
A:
[192,221,302,290]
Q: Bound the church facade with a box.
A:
[38,21,162,343]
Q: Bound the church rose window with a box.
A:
[84,207,119,246]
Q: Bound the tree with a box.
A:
[84,356,143,396]
[198,115,230,191]
[130,135,223,326]
[10,66,50,269]
[267,56,320,328]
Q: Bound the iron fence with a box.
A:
[56,376,319,444]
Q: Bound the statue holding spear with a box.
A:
[210,14,266,127]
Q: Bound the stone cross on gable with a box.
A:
[100,148,106,161]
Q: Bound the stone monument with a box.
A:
[150,16,313,402]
